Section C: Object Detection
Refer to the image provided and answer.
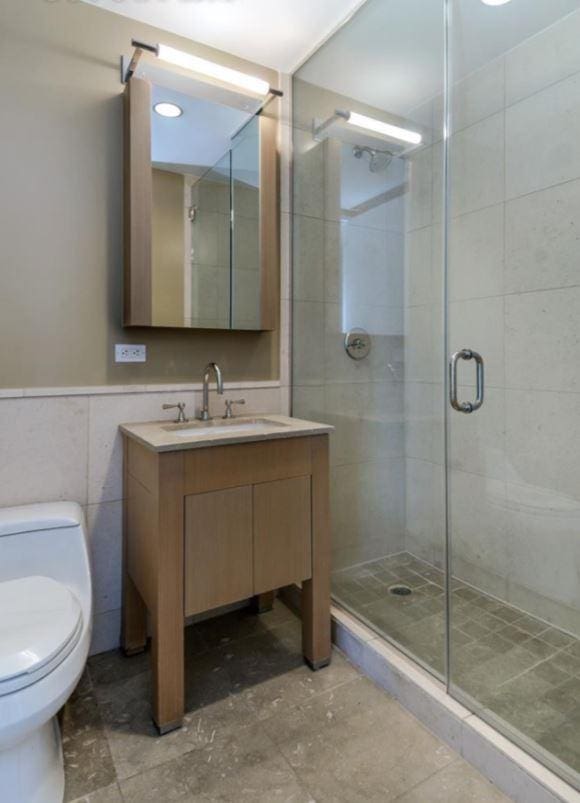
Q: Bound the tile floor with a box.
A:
[333,552,580,777]
[63,600,511,802]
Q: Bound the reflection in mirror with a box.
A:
[188,153,231,328]
[232,117,260,330]
[124,59,278,331]
[149,75,250,329]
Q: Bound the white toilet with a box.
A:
[0,502,92,803]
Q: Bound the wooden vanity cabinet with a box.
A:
[184,476,311,615]
[121,434,331,734]
[184,486,254,615]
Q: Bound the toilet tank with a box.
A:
[0,503,92,606]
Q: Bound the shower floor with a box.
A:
[332,552,580,777]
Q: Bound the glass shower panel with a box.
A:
[292,0,447,677]
[447,0,580,786]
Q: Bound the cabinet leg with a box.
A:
[251,590,275,614]
[151,607,184,734]
[303,436,332,670]
[302,578,331,670]
[122,574,147,656]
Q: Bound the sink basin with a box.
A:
[163,417,289,438]
[120,414,333,453]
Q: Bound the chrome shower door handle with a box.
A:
[449,349,484,413]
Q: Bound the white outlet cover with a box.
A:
[115,344,147,363]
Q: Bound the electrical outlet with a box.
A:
[115,344,146,363]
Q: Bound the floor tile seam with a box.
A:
[175,727,286,800]
[68,780,125,803]
[230,662,364,716]
[345,596,573,694]
[67,683,118,793]
[104,703,269,784]
[111,722,251,790]
[271,746,320,802]
[492,647,573,692]
[201,615,300,651]
[354,661,461,737]
[338,600,580,793]
[281,720,459,803]
[455,602,576,645]
[389,753,464,802]
[87,659,151,692]
[256,672,367,731]
[332,552,409,576]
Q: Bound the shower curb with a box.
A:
[331,604,580,803]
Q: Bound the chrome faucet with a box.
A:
[200,362,223,421]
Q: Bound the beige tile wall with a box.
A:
[0,383,285,654]
[405,10,580,636]
[292,78,406,571]
[403,88,446,573]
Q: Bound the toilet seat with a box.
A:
[0,576,83,696]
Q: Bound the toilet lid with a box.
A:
[0,576,82,694]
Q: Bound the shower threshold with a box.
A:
[331,553,580,798]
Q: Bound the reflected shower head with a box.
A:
[353,144,393,172]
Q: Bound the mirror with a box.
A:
[123,65,278,331]
[231,117,261,329]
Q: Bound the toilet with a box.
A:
[0,502,92,803]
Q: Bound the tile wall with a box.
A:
[405,9,580,636]
[0,383,286,654]
[292,79,406,571]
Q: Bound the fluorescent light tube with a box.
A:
[157,44,270,96]
[346,111,422,145]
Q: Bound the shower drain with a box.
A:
[389,584,412,597]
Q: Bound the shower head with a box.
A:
[353,144,393,173]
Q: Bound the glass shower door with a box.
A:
[446,0,580,787]
[292,0,448,678]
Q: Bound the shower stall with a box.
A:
[292,0,580,789]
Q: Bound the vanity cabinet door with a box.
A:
[184,486,253,616]
[253,476,312,594]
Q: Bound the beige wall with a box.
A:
[0,0,279,387]
[151,169,185,326]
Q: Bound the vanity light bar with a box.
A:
[126,39,281,98]
[339,110,422,145]
[157,44,270,96]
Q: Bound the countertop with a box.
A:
[120,414,333,453]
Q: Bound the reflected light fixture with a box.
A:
[157,44,270,96]
[481,0,512,5]
[154,102,183,118]
[341,110,422,146]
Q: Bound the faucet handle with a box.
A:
[162,402,187,423]
[223,399,246,419]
